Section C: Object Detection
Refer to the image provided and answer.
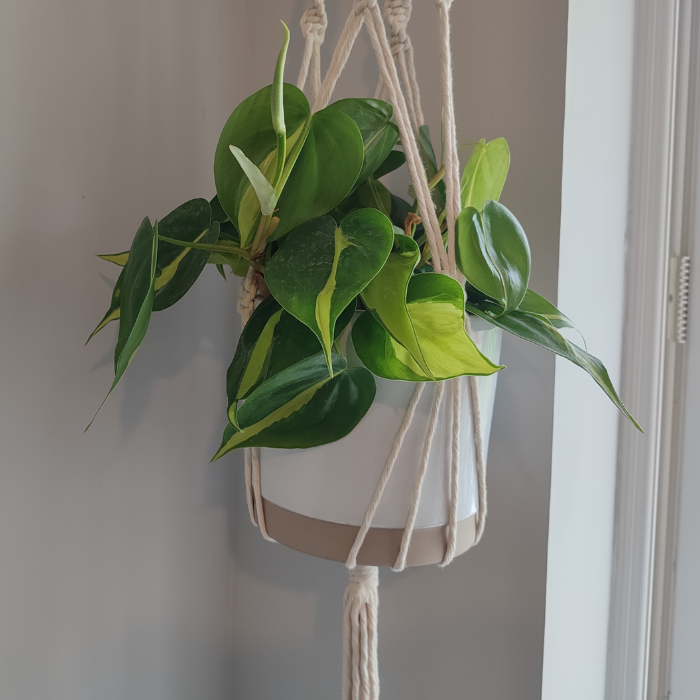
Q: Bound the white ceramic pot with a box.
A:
[260,315,502,567]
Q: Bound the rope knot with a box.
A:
[384,0,411,53]
[434,0,455,9]
[347,565,379,587]
[354,0,377,15]
[236,267,258,326]
[300,0,327,41]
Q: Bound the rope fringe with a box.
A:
[342,565,380,700]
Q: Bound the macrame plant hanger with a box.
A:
[237,2,488,698]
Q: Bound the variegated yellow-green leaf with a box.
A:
[460,138,510,211]
[88,200,219,342]
[97,251,128,266]
[352,272,503,381]
[114,218,158,379]
[87,217,158,430]
[465,301,641,431]
[455,200,530,314]
[152,200,218,311]
[225,297,356,429]
[359,234,431,377]
[228,146,278,216]
[212,354,376,458]
[265,210,394,372]
[86,269,123,344]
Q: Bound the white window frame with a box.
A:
[607,1,698,698]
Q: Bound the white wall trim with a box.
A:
[542,1,636,698]
[606,1,698,698]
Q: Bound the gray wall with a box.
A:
[0,1,567,699]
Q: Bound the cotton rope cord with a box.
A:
[251,445,275,541]
[236,269,276,541]
[464,314,488,543]
[435,0,459,277]
[362,1,449,272]
[392,380,446,572]
[440,376,461,565]
[383,0,424,131]
[297,0,328,102]
[310,0,446,271]
[433,0,489,542]
[312,2,366,113]
[342,565,379,700]
[345,382,426,569]
[237,268,259,526]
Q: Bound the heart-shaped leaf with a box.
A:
[212,354,376,458]
[359,233,431,377]
[270,107,364,242]
[353,272,503,381]
[455,200,530,314]
[214,83,311,247]
[460,138,510,211]
[465,302,641,431]
[327,98,399,188]
[265,210,394,371]
[225,297,355,428]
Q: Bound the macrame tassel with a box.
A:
[342,566,380,700]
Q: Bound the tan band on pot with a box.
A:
[263,499,476,567]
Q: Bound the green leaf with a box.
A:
[460,138,510,211]
[374,150,406,180]
[272,22,290,138]
[517,289,575,330]
[97,251,128,266]
[327,98,399,188]
[353,272,504,381]
[225,297,356,428]
[87,217,158,430]
[86,269,123,343]
[355,176,392,217]
[152,199,218,311]
[214,83,311,247]
[271,107,364,241]
[228,146,278,216]
[210,194,228,224]
[91,199,220,336]
[418,125,446,211]
[455,200,530,314]
[360,234,431,377]
[114,218,158,381]
[265,210,394,371]
[212,354,376,457]
[465,303,641,431]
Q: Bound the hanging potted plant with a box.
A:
[87,18,639,566]
[86,4,641,695]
